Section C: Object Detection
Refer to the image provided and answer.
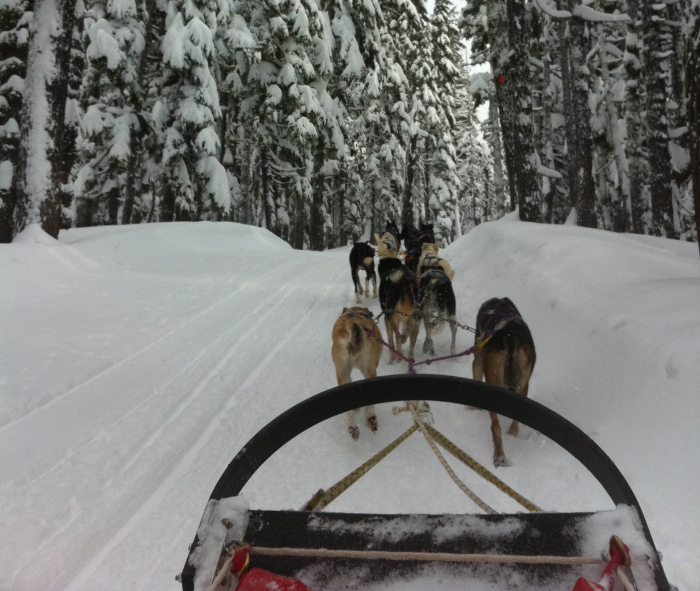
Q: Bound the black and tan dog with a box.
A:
[378,257,419,364]
[332,307,383,440]
[472,297,536,467]
[349,242,376,303]
[418,268,457,356]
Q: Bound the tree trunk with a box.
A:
[260,150,273,232]
[403,134,418,227]
[293,188,305,250]
[643,1,677,238]
[685,0,700,254]
[506,0,541,222]
[309,136,325,250]
[488,98,507,217]
[489,0,517,214]
[564,6,596,228]
[13,0,77,238]
[624,0,647,234]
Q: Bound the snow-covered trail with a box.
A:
[1,220,698,591]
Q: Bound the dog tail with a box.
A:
[363,257,373,267]
[350,323,364,352]
[504,333,521,393]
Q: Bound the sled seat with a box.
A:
[189,501,668,591]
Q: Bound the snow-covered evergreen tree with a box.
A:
[159,0,230,221]
[0,0,30,241]
[12,0,80,238]
[74,0,146,226]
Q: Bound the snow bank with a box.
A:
[445,217,700,590]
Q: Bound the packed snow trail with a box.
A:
[0,219,697,591]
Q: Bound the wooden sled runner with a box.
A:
[179,375,671,591]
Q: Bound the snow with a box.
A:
[0,220,698,591]
[573,5,630,22]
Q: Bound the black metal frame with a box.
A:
[181,375,669,590]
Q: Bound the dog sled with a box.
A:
[179,375,671,591]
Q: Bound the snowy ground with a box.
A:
[0,218,698,591]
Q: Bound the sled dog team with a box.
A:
[333,221,536,468]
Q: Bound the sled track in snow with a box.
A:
[0,260,294,434]
[16,263,307,494]
[58,263,346,591]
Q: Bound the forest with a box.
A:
[0,0,698,251]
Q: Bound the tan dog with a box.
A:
[374,233,399,258]
[417,243,455,281]
[331,307,383,440]
[472,298,536,467]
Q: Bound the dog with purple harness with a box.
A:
[472,297,536,468]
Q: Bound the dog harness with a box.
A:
[346,311,374,320]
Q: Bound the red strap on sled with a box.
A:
[572,536,631,591]
[231,548,312,591]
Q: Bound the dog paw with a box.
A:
[508,423,519,437]
[349,425,360,440]
[493,456,510,468]
[367,415,378,432]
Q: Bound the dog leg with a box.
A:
[490,412,508,467]
[508,377,530,437]
[407,318,419,360]
[352,266,362,303]
[385,317,397,364]
[348,410,360,440]
[423,319,435,355]
[450,319,457,355]
[365,406,378,433]
[469,350,484,410]
[371,273,377,298]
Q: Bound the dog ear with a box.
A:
[342,307,348,313]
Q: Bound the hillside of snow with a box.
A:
[0,219,698,591]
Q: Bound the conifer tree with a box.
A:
[74,0,146,225]
[159,0,230,221]
[12,0,79,238]
[0,0,30,241]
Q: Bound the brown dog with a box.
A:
[471,298,536,467]
[331,307,383,440]
[417,243,455,281]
